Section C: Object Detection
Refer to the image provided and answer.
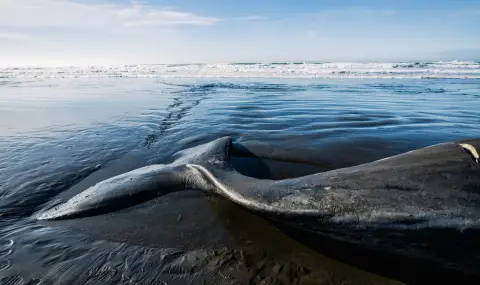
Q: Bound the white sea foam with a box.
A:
[1,61,479,80]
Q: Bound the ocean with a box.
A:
[0,62,479,284]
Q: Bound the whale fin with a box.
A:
[172,136,233,169]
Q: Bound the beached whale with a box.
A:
[36,136,480,275]
[36,136,480,224]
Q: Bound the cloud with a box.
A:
[113,1,221,26]
[0,0,221,29]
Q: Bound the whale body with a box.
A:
[37,137,480,226]
[36,136,480,275]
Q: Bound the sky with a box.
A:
[0,0,479,66]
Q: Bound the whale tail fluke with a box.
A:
[36,137,235,220]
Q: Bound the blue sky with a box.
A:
[0,0,479,66]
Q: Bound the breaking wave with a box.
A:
[1,61,479,80]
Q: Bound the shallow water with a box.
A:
[0,76,479,284]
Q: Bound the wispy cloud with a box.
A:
[113,1,221,26]
[0,0,221,28]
